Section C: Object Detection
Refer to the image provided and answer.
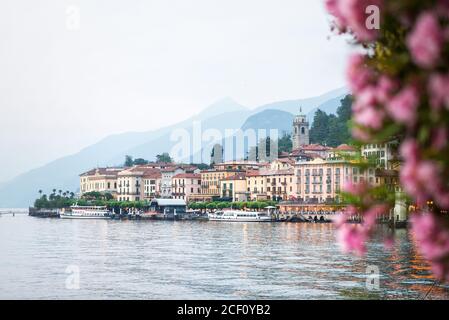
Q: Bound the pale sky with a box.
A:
[0,0,351,183]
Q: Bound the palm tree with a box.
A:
[58,190,62,195]
[70,192,75,199]
[38,190,43,197]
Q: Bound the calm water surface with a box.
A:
[0,213,448,300]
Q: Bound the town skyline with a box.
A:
[0,0,350,185]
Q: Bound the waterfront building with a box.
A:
[283,144,331,161]
[292,108,310,149]
[160,167,185,198]
[246,168,297,201]
[361,142,396,169]
[300,144,332,158]
[246,171,268,201]
[117,166,146,202]
[295,158,378,204]
[172,173,201,201]
[79,167,122,197]
[191,169,243,202]
[219,172,249,202]
[159,165,200,198]
[142,169,162,201]
[327,144,357,159]
[270,158,295,170]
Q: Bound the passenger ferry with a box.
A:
[208,210,272,222]
[60,205,112,219]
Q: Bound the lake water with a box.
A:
[0,213,448,300]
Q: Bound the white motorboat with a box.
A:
[60,205,112,219]
[208,210,272,222]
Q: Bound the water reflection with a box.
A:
[0,215,448,299]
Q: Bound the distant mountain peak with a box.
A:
[196,97,248,120]
[0,87,348,207]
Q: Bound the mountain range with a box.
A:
[0,87,348,207]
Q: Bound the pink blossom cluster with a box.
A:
[336,204,388,255]
[400,140,449,209]
[327,0,449,281]
[325,0,383,41]
[346,53,421,132]
[411,212,449,281]
[407,11,444,69]
[335,183,389,255]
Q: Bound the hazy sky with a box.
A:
[0,0,351,183]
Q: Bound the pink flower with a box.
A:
[352,86,385,129]
[384,236,395,250]
[407,12,444,68]
[325,0,347,28]
[353,105,385,130]
[334,212,349,228]
[400,155,449,209]
[428,73,449,110]
[326,0,383,41]
[386,85,420,125]
[400,139,420,163]
[337,223,368,256]
[411,212,449,281]
[363,204,388,228]
[346,53,375,94]
[351,126,371,142]
[342,180,367,195]
[376,75,399,103]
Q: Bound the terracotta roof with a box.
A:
[248,168,294,177]
[274,158,296,164]
[332,144,357,152]
[299,144,331,151]
[118,166,162,177]
[80,167,122,177]
[173,173,201,179]
[142,169,162,179]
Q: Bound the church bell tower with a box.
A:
[292,107,309,149]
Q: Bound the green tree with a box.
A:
[133,158,149,165]
[309,95,353,147]
[124,155,134,167]
[156,153,173,163]
[310,109,330,145]
[278,133,292,154]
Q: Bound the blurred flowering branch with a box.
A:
[326,0,449,281]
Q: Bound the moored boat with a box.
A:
[208,210,272,222]
[60,205,112,219]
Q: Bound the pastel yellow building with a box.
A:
[191,169,242,201]
[246,168,297,201]
[219,173,249,202]
[79,167,122,197]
